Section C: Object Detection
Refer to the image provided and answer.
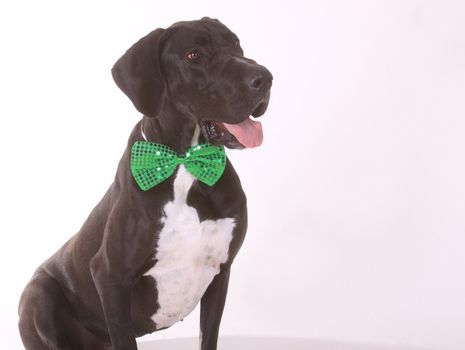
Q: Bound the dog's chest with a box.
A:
[144,166,235,329]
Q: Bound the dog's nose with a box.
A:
[249,69,273,92]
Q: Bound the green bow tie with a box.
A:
[130,141,226,191]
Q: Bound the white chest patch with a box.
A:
[144,165,235,329]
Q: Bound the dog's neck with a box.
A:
[140,102,204,154]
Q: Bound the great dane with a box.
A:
[18,17,272,350]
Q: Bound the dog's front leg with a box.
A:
[90,211,151,350]
[200,267,231,350]
[91,257,137,350]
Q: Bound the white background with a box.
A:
[1,1,464,349]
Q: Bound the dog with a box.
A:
[18,17,272,350]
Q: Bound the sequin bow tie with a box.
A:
[130,141,226,191]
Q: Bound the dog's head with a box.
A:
[112,17,272,149]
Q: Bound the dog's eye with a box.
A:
[186,50,201,62]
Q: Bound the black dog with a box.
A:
[18,17,272,350]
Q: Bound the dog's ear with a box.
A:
[112,28,167,118]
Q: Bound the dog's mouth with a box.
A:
[201,100,269,149]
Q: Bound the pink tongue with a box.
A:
[223,117,263,148]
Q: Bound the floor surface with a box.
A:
[137,336,433,350]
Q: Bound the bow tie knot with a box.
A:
[130,141,226,191]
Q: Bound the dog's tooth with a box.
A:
[209,123,217,138]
